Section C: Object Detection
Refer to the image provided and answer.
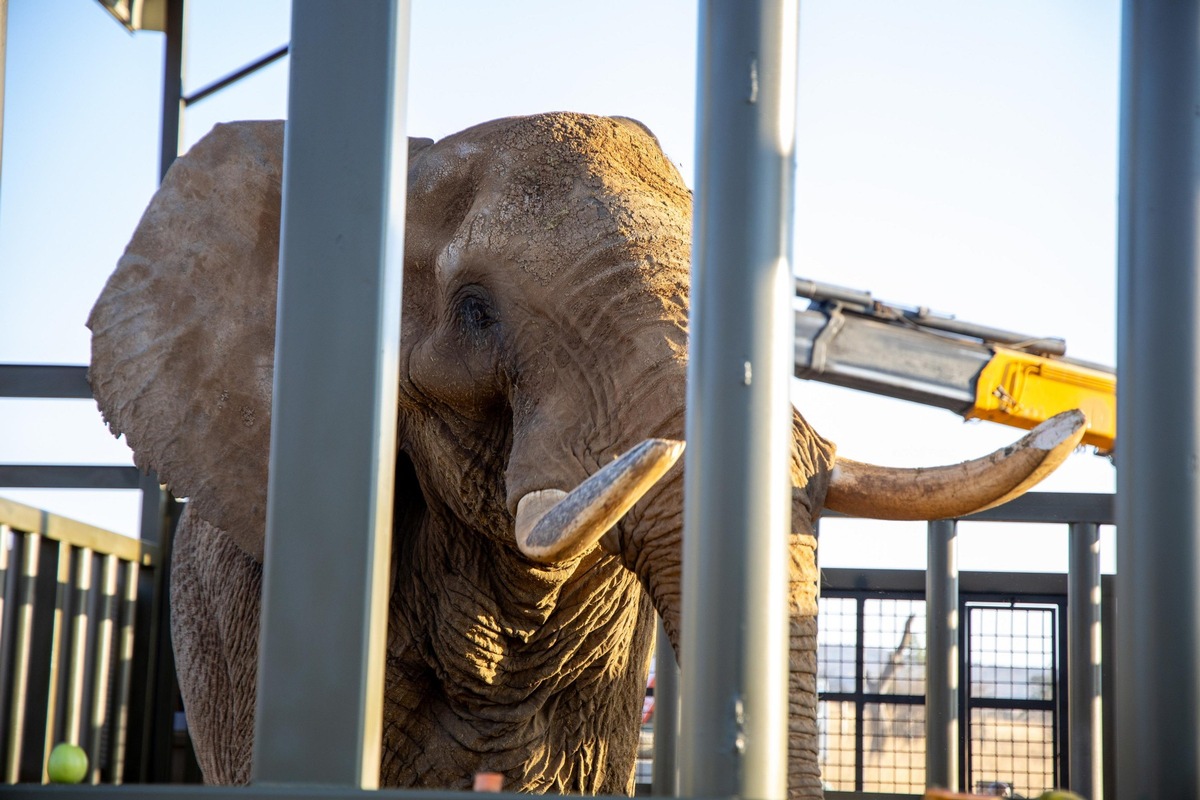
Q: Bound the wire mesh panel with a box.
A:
[817,699,856,790]
[818,594,927,793]
[863,702,925,794]
[967,603,1060,797]
[818,596,857,694]
[864,598,926,696]
[818,584,1067,796]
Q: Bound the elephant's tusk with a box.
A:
[515,438,686,563]
[825,408,1087,521]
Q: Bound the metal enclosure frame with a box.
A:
[2,0,1197,797]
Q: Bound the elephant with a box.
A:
[86,113,1084,799]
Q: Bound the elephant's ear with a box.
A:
[88,120,285,562]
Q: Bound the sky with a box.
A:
[0,1,1122,573]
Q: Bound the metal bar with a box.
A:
[824,491,1116,525]
[110,559,139,784]
[0,465,142,491]
[651,618,678,796]
[39,541,72,783]
[136,474,166,547]
[925,519,959,791]
[87,554,119,783]
[64,549,93,747]
[158,0,184,180]
[854,596,866,792]
[182,45,289,106]
[15,536,58,781]
[0,365,92,399]
[1068,523,1103,799]
[5,533,38,782]
[1101,575,1117,800]
[124,479,174,783]
[680,3,799,798]
[252,0,412,787]
[0,524,13,763]
[1116,2,1200,798]
[0,496,156,567]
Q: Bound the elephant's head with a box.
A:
[86,113,1083,798]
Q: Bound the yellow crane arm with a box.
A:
[793,278,1117,453]
[966,347,1116,452]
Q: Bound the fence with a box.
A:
[816,568,1116,799]
[0,497,159,783]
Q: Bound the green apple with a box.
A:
[47,742,88,784]
[1037,790,1086,800]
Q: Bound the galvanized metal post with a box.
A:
[1068,522,1103,799]
[252,0,411,788]
[926,519,959,792]
[680,3,799,798]
[1116,2,1200,798]
[652,620,679,796]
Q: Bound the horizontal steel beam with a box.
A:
[0,465,141,490]
[824,491,1114,525]
[0,365,92,399]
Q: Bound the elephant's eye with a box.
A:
[456,292,496,334]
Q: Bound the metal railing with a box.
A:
[0,496,161,784]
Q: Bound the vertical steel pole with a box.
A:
[252,0,411,788]
[652,620,679,796]
[158,0,184,180]
[1068,522,1103,800]
[680,3,799,799]
[1116,2,1200,798]
[926,519,959,792]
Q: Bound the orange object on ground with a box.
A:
[474,772,504,792]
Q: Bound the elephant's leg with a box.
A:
[170,505,263,784]
[789,530,824,800]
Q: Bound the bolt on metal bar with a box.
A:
[680,2,800,798]
[925,519,959,792]
[252,0,412,787]
[1116,2,1200,798]
[1068,522,1103,799]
